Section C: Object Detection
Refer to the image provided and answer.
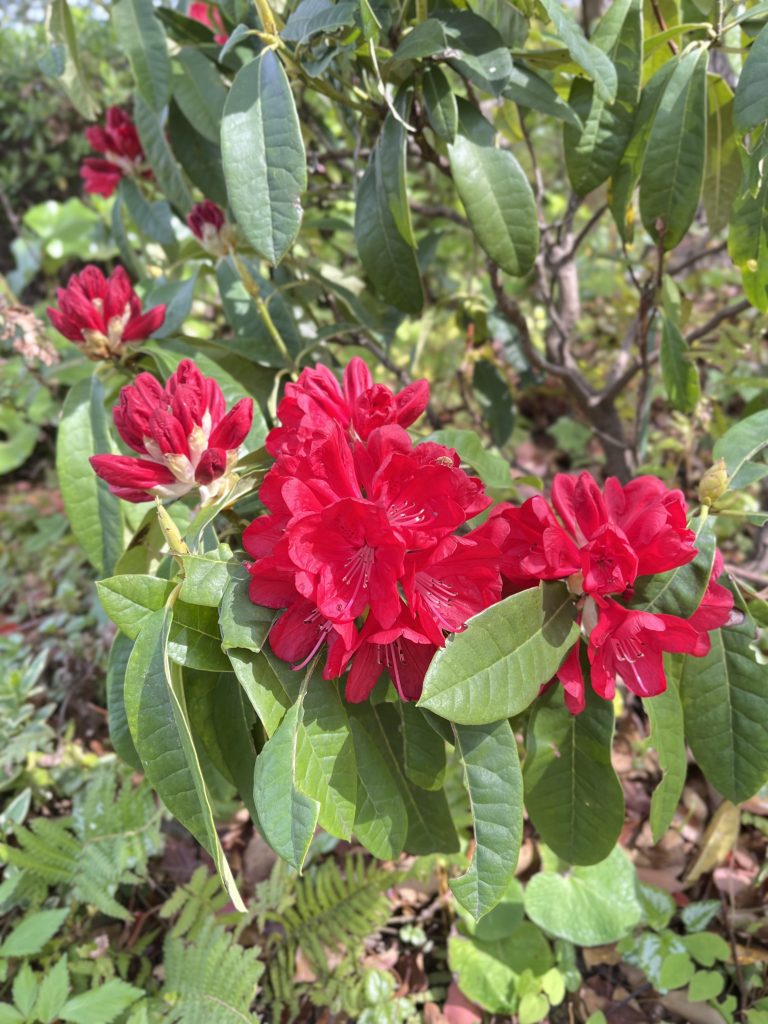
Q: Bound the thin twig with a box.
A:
[650,0,679,52]
[410,202,469,228]
[668,239,728,276]
[552,204,608,268]
[685,298,752,344]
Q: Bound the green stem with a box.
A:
[415,0,427,23]
[252,0,277,36]
[231,251,296,374]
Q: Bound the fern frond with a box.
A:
[159,866,236,939]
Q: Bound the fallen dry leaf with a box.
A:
[684,800,741,884]
[660,989,730,1024]
[442,981,483,1024]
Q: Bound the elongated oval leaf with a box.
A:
[112,0,170,113]
[450,720,523,922]
[639,46,708,250]
[645,657,686,842]
[733,22,768,135]
[728,157,768,313]
[419,582,578,725]
[704,76,741,235]
[523,683,624,865]
[125,606,245,908]
[134,93,193,214]
[222,50,307,265]
[57,375,124,577]
[539,0,618,103]
[106,632,142,771]
[659,312,701,414]
[448,134,538,277]
[349,716,408,859]
[422,65,458,142]
[172,48,227,144]
[679,611,768,803]
[713,408,768,489]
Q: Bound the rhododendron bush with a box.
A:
[45,0,768,921]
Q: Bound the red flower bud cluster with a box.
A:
[90,359,253,504]
[80,107,149,198]
[245,359,503,702]
[47,266,165,360]
[187,200,231,255]
[479,473,733,712]
[188,1,228,43]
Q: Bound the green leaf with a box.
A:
[168,100,228,208]
[59,980,143,1024]
[221,50,307,265]
[679,611,768,804]
[219,564,274,652]
[253,698,320,870]
[450,720,523,922]
[32,955,70,1024]
[56,375,124,577]
[391,704,444,792]
[713,408,768,489]
[228,648,293,735]
[630,515,715,617]
[523,683,624,865]
[119,178,175,245]
[11,965,37,1019]
[438,11,514,96]
[141,276,198,339]
[112,0,170,113]
[659,312,701,413]
[349,715,407,859]
[448,921,553,1015]
[422,65,458,142]
[134,93,194,215]
[419,583,578,726]
[728,146,768,312]
[503,62,582,128]
[281,0,356,44]
[733,23,768,135]
[351,703,460,855]
[0,909,69,957]
[539,0,618,103]
[106,632,142,772]
[171,48,227,144]
[704,76,741,235]
[447,133,538,278]
[426,428,512,491]
[659,951,695,991]
[179,551,232,608]
[168,600,231,673]
[124,606,245,908]
[523,847,642,945]
[46,0,99,118]
[639,46,708,250]
[216,256,302,366]
[473,359,514,447]
[97,575,174,639]
[682,931,731,967]
[688,970,725,1001]
[563,0,642,196]
[645,659,687,842]
[681,900,721,932]
[354,110,424,313]
[637,882,676,930]
[0,1007,24,1024]
[393,18,449,61]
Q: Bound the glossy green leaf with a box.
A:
[523,684,624,865]
[473,359,514,447]
[450,720,523,922]
[399,703,447,791]
[422,65,458,142]
[438,11,514,96]
[419,583,578,725]
[713,408,768,488]
[125,606,244,908]
[728,149,768,312]
[179,550,231,608]
[281,0,356,43]
[539,0,618,103]
[228,648,293,735]
[118,178,175,245]
[56,376,124,577]
[352,703,460,855]
[219,563,274,652]
[141,275,198,338]
[354,111,424,313]
[503,62,582,128]
[172,48,227,144]
[704,76,741,234]
[221,50,307,265]
[168,100,228,207]
[113,0,170,113]
[216,256,302,366]
[168,600,230,672]
[659,312,701,413]
[733,23,768,134]
[46,0,99,118]
[645,657,686,842]
[134,93,194,215]
[426,428,512,491]
[639,46,708,250]
[349,715,407,859]
[564,0,642,196]
[680,610,768,803]
[630,515,715,617]
[448,133,538,277]
[523,847,642,945]
[393,18,449,61]
[253,695,320,870]
[106,632,142,772]
[97,575,174,638]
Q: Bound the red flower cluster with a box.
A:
[188,1,228,43]
[481,474,733,712]
[90,359,253,504]
[187,200,231,255]
[80,107,149,198]
[245,359,502,702]
[47,266,166,360]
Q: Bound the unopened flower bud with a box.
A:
[187,200,232,256]
[155,499,189,557]
[698,458,729,505]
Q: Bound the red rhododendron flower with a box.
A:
[90,359,253,503]
[188,1,228,43]
[47,265,165,360]
[80,107,149,197]
[187,200,231,255]
[245,361,500,701]
[688,551,734,636]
